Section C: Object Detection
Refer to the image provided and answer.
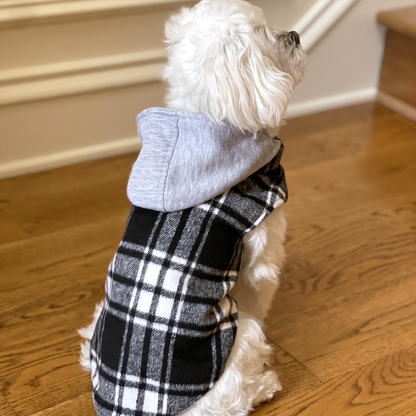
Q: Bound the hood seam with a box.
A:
[162,116,181,212]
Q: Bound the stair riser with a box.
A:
[379,30,416,109]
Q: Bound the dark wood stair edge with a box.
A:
[378,7,416,39]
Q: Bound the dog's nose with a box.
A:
[289,31,300,46]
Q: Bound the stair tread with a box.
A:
[378,6,416,39]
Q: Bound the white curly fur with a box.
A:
[164,0,306,133]
[79,1,306,414]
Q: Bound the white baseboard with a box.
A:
[298,0,359,53]
[0,137,141,180]
[286,88,377,119]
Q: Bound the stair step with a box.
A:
[377,7,416,123]
[377,6,416,39]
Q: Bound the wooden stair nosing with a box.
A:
[378,6,416,39]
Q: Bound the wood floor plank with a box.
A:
[29,394,94,416]
[263,104,416,387]
[0,154,135,246]
[0,215,125,316]
[267,268,416,380]
[0,392,16,416]
[283,106,416,170]
[0,218,127,415]
[280,102,388,140]
[254,344,416,416]
[0,217,125,361]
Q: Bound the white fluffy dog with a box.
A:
[79,1,306,415]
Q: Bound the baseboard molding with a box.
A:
[297,0,359,52]
[377,91,416,123]
[0,137,141,180]
[295,0,334,34]
[286,88,377,119]
[0,0,195,28]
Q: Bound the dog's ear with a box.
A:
[212,27,293,131]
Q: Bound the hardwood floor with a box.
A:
[1,103,416,415]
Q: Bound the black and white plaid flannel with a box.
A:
[90,142,287,416]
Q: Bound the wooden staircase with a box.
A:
[377,6,416,123]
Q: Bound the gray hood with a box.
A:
[127,108,282,212]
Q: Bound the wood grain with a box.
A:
[379,30,416,109]
[1,103,416,415]
[259,345,416,416]
[0,392,17,416]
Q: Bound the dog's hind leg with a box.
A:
[251,370,282,407]
[77,300,104,371]
[231,206,286,322]
[180,313,279,416]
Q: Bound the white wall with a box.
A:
[286,0,416,118]
[255,0,317,30]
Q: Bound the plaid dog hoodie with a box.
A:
[90,108,288,416]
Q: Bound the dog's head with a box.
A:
[164,0,307,132]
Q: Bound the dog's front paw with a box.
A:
[252,370,282,407]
